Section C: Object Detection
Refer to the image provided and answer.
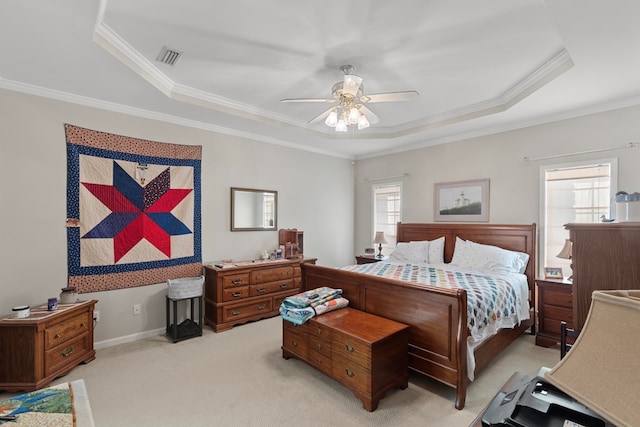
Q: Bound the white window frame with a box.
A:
[539,158,618,277]
[371,181,403,255]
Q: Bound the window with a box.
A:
[540,159,617,276]
[372,182,402,254]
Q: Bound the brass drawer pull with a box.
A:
[232,279,242,285]
[257,287,267,293]
[291,340,298,347]
[315,358,323,364]
[61,346,75,357]
[232,291,242,297]
[231,309,241,315]
[345,369,354,378]
[257,303,266,310]
[279,283,288,289]
[316,343,322,350]
[54,333,61,339]
[80,322,86,327]
[345,344,354,353]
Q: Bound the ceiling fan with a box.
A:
[281,65,419,131]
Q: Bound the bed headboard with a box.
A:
[396,222,537,293]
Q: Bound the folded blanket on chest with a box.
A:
[281,286,343,309]
[280,296,350,325]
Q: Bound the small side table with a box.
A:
[355,254,387,264]
[166,295,203,343]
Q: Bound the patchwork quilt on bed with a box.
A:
[342,262,528,341]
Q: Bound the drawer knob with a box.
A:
[232,291,242,297]
[61,345,75,357]
[80,322,86,327]
[345,369,354,378]
[291,340,298,347]
[315,358,322,364]
[316,343,322,350]
[280,283,288,289]
[345,344,355,353]
[316,328,322,335]
[232,279,242,285]
[231,309,241,315]
[257,303,266,310]
[257,287,267,293]
[54,333,61,339]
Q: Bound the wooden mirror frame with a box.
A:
[230,187,278,231]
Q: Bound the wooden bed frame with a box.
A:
[300,222,536,410]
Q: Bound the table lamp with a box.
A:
[556,238,573,280]
[373,232,388,259]
[545,290,640,427]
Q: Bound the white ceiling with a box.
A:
[2,0,640,159]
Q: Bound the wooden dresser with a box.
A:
[0,299,97,392]
[282,307,409,411]
[203,258,316,332]
[565,222,640,332]
[535,278,573,347]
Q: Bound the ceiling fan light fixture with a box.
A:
[325,110,338,127]
[335,118,347,132]
[348,106,360,124]
[343,74,363,97]
[357,114,370,130]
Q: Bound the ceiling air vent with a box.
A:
[156,46,182,66]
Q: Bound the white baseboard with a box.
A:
[94,327,165,350]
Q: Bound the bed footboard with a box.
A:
[302,263,470,409]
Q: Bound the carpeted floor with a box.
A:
[0,316,560,427]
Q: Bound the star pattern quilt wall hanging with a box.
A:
[65,124,202,293]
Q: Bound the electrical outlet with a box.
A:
[93,310,100,322]
[133,304,141,316]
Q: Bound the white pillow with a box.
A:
[451,237,528,274]
[425,236,445,264]
[389,241,429,264]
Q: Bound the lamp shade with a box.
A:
[545,290,640,427]
[373,231,388,244]
[556,239,573,259]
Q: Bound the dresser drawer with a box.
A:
[45,312,90,350]
[332,353,371,394]
[541,317,574,336]
[543,289,572,308]
[282,324,309,359]
[543,305,573,323]
[332,332,371,367]
[222,299,271,322]
[251,266,293,284]
[222,286,249,302]
[222,273,250,288]
[249,279,294,297]
[45,333,91,376]
[308,349,332,375]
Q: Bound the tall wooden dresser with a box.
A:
[565,222,640,332]
[203,258,316,332]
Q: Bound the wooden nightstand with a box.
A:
[535,278,573,347]
[355,255,386,264]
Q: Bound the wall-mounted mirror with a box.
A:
[231,187,278,231]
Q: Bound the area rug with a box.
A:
[65,124,202,293]
[0,379,94,426]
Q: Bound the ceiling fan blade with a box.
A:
[359,105,380,124]
[281,97,337,103]
[361,91,419,103]
[307,107,334,124]
[342,74,363,97]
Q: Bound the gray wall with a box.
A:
[353,105,640,263]
[0,89,354,347]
